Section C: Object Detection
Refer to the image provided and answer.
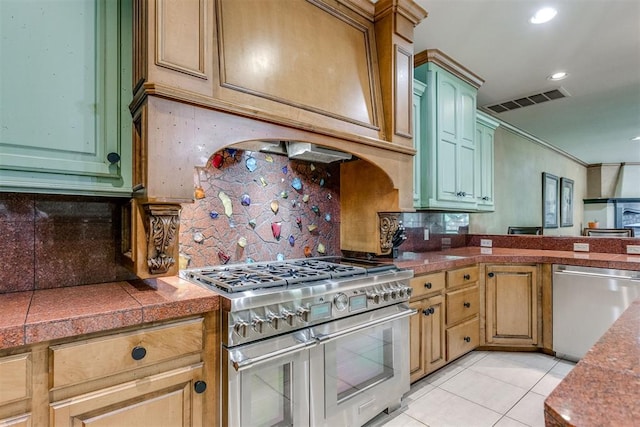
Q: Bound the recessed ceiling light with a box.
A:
[548,72,569,81]
[530,7,557,24]
[632,136,640,141]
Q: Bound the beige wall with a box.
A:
[470,126,587,236]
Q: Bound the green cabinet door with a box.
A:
[475,111,499,211]
[0,0,132,196]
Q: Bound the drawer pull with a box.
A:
[463,336,471,343]
[463,302,471,308]
[422,307,435,316]
[131,346,147,361]
[194,380,207,394]
[424,282,432,289]
[488,272,495,278]
[463,274,471,280]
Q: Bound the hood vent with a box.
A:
[286,142,352,163]
[484,87,570,113]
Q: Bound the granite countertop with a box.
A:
[0,276,219,350]
[1,247,638,353]
[544,300,640,426]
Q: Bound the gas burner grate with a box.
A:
[186,266,288,292]
[288,259,368,278]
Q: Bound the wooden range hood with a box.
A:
[126,0,427,278]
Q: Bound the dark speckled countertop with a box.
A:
[0,276,219,350]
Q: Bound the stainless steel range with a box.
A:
[182,257,414,427]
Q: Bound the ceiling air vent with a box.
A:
[484,87,570,113]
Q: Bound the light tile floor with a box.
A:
[376,351,575,427]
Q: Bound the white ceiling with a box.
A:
[413,0,640,165]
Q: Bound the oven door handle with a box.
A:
[314,307,416,344]
[231,339,316,372]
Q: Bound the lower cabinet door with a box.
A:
[409,295,446,383]
[50,364,204,427]
[446,317,479,361]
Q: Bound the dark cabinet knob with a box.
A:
[430,307,435,314]
[194,380,207,394]
[463,302,471,308]
[463,274,471,280]
[131,346,147,361]
[488,272,495,278]
[425,282,432,289]
[422,307,436,316]
[463,336,471,343]
[107,152,121,164]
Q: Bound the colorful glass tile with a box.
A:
[248,219,257,229]
[304,246,312,257]
[302,194,310,203]
[246,257,255,263]
[276,253,285,261]
[271,200,279,214]
[241,194,251,206]
[218,251,231,264]
[265,154,273,163]
[311,205,320,215]
[319,178,325,187]
[218,191,233,217]
[307,224,317,232]
[324,213,331,222]
[291,177,302,191]
[237,237,248,248]
[288,235,295,246]
[209,211,219,219]
[271,222,282,240]
[260,177,268,186]
[317,243,326,254]
[296,217,302,229]
[226,148,237,157]
[193,232,204,243]
[280,191,288,199]
[212,152,224,169]
[245,157,257,172]
[194,187,206,199]
[282,166,288,174]
[310,164,316,171]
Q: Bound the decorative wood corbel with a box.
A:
[144,203,181,275]
[378,212,401,255]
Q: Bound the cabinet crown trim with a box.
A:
[414,49,484,89]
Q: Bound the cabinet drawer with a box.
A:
[50,318,203,389]
[446,266,478,288]
[446,285,479,326]
[0,353,31,405]
[410,272,445,299]
[447,317,479,361]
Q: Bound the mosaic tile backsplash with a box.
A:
[179,149,341,268]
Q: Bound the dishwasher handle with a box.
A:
[554,269,638,280]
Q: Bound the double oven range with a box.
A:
[183,257,414,427]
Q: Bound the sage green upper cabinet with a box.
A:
[413,80,427,206]
[413,50,484,211]
[475,111,500,211]
[0,0,132,196]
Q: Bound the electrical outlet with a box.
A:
[480,239,492,247]
[424,229,430,241]
[573,243,590,252]
[441,237,451,246]
[627,245,640,255]
[481,247,493,254]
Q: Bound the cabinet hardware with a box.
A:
[463,302,471,308]
[107,152,121,164]
[422,307,435,316]
[131,346,147,361]
[463,336,471,343]
[463,274,471,280]
[194,380,207,394]
[424,282,432,289]
[488,272,495,278]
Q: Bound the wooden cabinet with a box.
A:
[413,50,483,211]
[412,80,427,206]
[0,0,132,196]
[445,266,480,361]
[50,364,205,427]
[409,272,447,381]
[475,111,500,211]
[0,315,217,427]
[484,264,540,347]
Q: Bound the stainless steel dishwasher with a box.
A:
[553,264,640,361]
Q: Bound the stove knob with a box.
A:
[390,288,398,299]
[267,313,283,330]
[281,310,295,326]
[334,293,348,311]
[367,292,381,304]
[233,320,249,338]
[405,286,413,297]
[252,317,266,333]
[397,287,405,298]
[382,291,391,302]
[296,307,310,323]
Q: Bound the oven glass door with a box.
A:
[310,304,413,427]
[225,331,314,427]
